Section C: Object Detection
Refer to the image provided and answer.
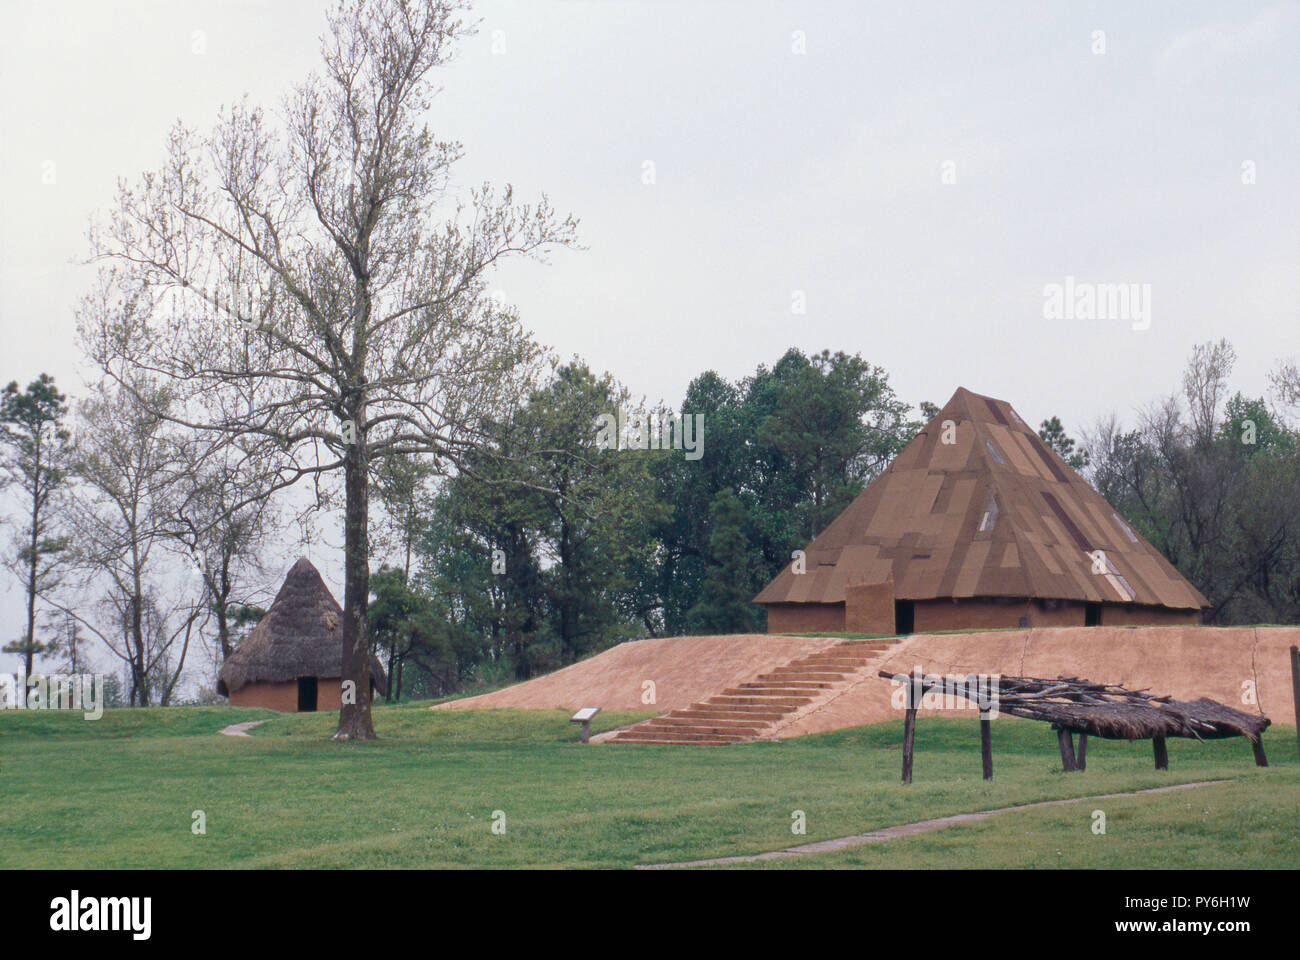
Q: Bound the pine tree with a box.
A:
[0,374,73,674]
[686,489,757,634]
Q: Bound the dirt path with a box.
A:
[219,720,269,738]
[636,779,1232,869]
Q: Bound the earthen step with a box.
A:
[772,662,857,670]
[607,637,912,746]
[706,695,812,708]
[634,722,763,737]
[672,708,782,722]
[794,659,874,668]
[612,730,746,743]
[757,672,848,682]
[686,701,790,714]
[648,716,766,729]
[660,713,771,727]
[737,680,833,690]
[800,653,878,660]
[610,736,734,745]
[719,687,819,698]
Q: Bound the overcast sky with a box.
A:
[2,0,1298,676]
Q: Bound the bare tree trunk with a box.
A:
[216,555,232,661]
[24,516,38,675]
[336,444,376,740]
[22,433,42,675]
[132,550,148,705]
[386,638,396,703]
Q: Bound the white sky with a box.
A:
[2,0,1298,676]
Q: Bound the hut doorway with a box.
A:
[894,601,915,635]
[1085,603,1102,626]
[297,677,318,712]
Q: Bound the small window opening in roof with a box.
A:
[985,440,1005,465]
[1114,575,1136,600]
[1093,549,1137,601]
[1112,512,1140,543]
[978,495,999,532]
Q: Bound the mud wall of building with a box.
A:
[769,597,1202,634]
[1101,603,1201,626]
[764,602,846,635]
[912,598,1033,632]
[227,677,346,712]
[845,581,895,634]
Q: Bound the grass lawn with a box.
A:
[0,702,1295,869]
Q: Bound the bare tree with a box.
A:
[1084,340,1300,623]
[84,0,578,738]
[55,376,203,705]
[168,435,279,663]
[1182,338,1236,449]
[372,450,435,578]
[45,612,92,675]
[1269,357,1300,413]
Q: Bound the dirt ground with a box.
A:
[435,634,838,713]
[436,626,1299,739]
[782,625,1297,737]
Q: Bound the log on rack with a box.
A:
[878,670,1271,782]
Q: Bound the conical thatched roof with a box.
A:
[217,558,389,697]
[754,387,1209,611]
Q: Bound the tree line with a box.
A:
[10,334,1297,709]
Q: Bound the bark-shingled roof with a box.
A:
[755,387,1209,610]
[217,558,389,696]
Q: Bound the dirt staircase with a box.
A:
[607,637,902,745]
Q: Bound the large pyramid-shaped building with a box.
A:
[754,388,1208,635]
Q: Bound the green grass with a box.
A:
[726,778,1300,869]
[0,702,1295,869]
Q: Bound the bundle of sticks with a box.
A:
[878,671,1270,742]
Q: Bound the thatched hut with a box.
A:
[217,558,388,712]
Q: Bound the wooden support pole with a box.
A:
[980,711,993,780]
[1291,646,1300,763]
[1076,732,1088,772]
[902,697,917,785]
[1055,726,1077,772]
[1153,736,1168,770]
[1251,737,1268,768]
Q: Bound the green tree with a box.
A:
[419,363,664,677]
[1038,416,1089,471]
[1218,393,1292,455]
[0,374,74,674]
[686,489,757,634]
[653,349,913,634]
[369,565,448,700]
[649,370,749,635]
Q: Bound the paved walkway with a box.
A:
[636,779,1232,869]
[219,720,269,738]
